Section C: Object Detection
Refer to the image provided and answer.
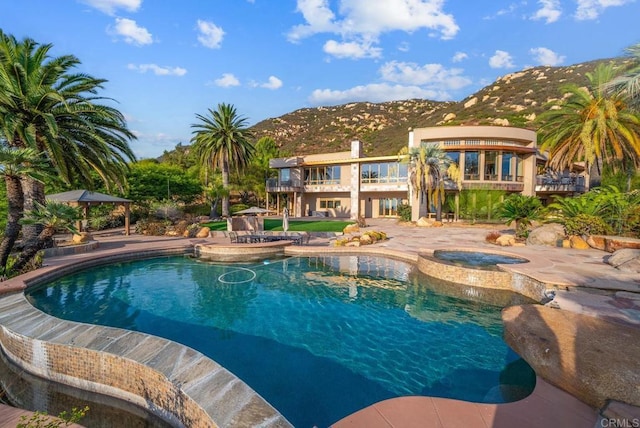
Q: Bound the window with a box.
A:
[464,151,479,180]
[502,152,514,181]
[305,166,341,185]
[361,162,407,184]
[280,168,290,185]
[319,199,341,209]
[446,151,460,167]
[379,198,406,216]
[484,152,498,181]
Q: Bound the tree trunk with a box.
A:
[221,156,230,217]
[20,176,46,248]
[0,176,24,275]
[10,227,54,274]
[209,198,220,218]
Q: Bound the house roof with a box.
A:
[46,190,131,204]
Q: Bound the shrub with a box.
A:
[563,214,612,237]
[397,204,412,222]
[150,201,182,221]
[497,194,543,238]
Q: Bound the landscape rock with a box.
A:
[343,224,360,234]
[569,235,590,250]
[526,223,565,246]
[72,232,93,244]
[496,234,515,246]
[604,236,640,253]
[503,304,640,409]
[587,235,606,251]
[607,249,640,274]
[416,217,434,227]
[196,227,211,238]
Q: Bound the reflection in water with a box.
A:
[27,255,536,428]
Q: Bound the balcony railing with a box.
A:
[266,178,303,192]
[535,175,586,193]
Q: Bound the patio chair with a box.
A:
[229,231,238,243]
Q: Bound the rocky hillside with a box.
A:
[251,58,626,157]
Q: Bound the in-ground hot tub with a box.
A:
[417,249,547,302]
[432,250,528,271]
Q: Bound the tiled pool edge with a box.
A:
[0,247,292,428]
[286,245,551,302]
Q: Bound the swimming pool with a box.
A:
[27,255,536,427]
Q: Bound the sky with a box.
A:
[1,0,639,159]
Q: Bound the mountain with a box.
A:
[250,58,626,157]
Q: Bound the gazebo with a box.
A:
[46,190,132,236]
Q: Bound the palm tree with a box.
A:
[0,147,50,274]
[406,143,453,221]
[537,63,640,189]
[604,42,640,110]
[11,201,80,274]
[191,103,255,217]
[0,31,136,249]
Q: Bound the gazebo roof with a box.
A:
[46,190,131,204]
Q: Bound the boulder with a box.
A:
[604,236,640,253]
[503,305,640,409]
[343,224,360,234]
[526,223,565,246]
[196,227,211,238]
[416,217,434,227]
[587,235,606,251]
[72,232,93,244]
[607,249,640,274]
[496,234,515,246]
[569,235,590,250]
[359,234,373,245]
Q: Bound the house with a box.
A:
[266,126,586,221]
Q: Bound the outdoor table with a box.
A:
[235,234,304,245]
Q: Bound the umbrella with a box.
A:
[282,208,289,232]
[234,206,273,215]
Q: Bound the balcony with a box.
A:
[266,178,303,193]
[535,175,586,194]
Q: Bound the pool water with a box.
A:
[27,255,535,427]
[433,250,528,270]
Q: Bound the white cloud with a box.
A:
[196,19,225,49]
[452,51,468,63]
[79,0,141,15]
[379,61,471,90]
[532,0,562,23]
[260,76,283,90]
[288,0,338,42]
[127,64,187,76]
[530,47,565,66]
[489,50,515,69]
[110,18,153,46]
[323,39,382,59]
[575,0,633,20]
[214,73,241,87]
[288,0,459,58]
[397,42,410,52]
[309,83,449,105]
